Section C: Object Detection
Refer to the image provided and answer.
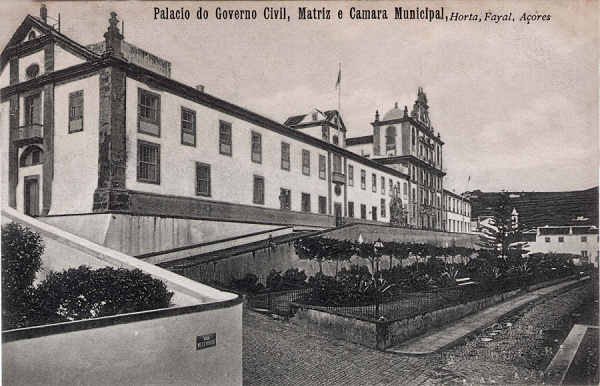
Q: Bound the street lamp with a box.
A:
[373,238,384,317]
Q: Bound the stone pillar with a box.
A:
[8,95,19,208]
[41,83,54,215]
[93,66,128,211]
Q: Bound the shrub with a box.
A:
[231,273,264,294]
[282,268,307,288]
[1,223,44,330]
[30,266,174,325]
[266,269,284,290]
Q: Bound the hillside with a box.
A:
[467,187,598,229]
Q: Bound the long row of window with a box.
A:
[346,200,387,221]
[544,236,589,243]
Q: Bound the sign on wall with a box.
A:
[196,333,217,350]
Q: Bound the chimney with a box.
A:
[104,12,123,57]
[195,84,205,93]
[40,4,48,23]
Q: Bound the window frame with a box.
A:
[381,198,386,217]
[219,120,233,156]
[195,162,211,197]
[319,154,326,180]
[361,169,366,190]
[253,175,265,205]
[180,106,196,146]
[301,193,311,212]
[348,201,354,218]
[281,142,291,171]
[348,165,354,186]
[137,88,161,137]
[318,195,327,214]
[301,149,310,176]
[280,188,291,210]
[251,131,262,164]
[372,173,377,193]
[68,90,84,133]
[137,140,161,185]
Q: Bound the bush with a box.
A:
[282,268,307,288]
[266,270,284,290]
[2,223,44,330]
[30,266,174,325]
[231,273,264,294]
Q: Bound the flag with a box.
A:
[335,67,341,89]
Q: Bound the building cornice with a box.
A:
[373,155,446,176]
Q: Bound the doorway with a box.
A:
[24,176,39,217]
[334,203,343,227]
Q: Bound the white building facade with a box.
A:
[2,10,419,229]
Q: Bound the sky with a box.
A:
[1,1,598,194]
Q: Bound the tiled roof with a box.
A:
[346,135,373,146]
[468,187,598,228]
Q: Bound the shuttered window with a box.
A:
[181,107,196,146]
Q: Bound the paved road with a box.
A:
[243,309,456,386]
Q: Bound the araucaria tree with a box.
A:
[477,192,523,258]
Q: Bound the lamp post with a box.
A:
[373,238,384,317]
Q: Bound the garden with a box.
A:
[2,223,174,330]
[230,236,589,320]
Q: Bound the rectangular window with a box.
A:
[181,107,196,146]
[219,120,232,156]
[251,131,262,163]
[196,162,211,196]
[372,173,377,192]
[381,176,386,195]
[372,206,377,221]
[253,175,264,204]
[348,201,354,217]
[138,89,161,136]
[581,236,588,242]
[403,182,408,196]
[302,150,310,175]
[318,196,327,214]
[361,170,366,190]
[545,236,551,243]
[558,236,564,243]
[322,127,328,141]
[381,199,386,217]
[582,250,588,258]
[137,140,160,184]
[333,154,342,173]
[319,155,326,180]
[24,93,41,125]
[281,142,290,170]
[333,135,339,146]
[360,204,366,219]
[68,90,84,133]
[389,179,393,195]
[301,193,311,212]
[348,165,354,186]
[280,188,291,210]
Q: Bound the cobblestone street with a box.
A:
[243,309,454,386]
[243,280,595,385]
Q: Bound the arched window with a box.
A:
[25,64,40,80]
[20,146,43,167]
[385,126,396,151]
[28,31,37,40]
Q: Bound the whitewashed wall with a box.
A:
[50,74,99,214]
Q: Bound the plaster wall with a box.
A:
[50,74,99,214]
[53,44,86,72]
[18,49,45,82]
[125,77,330,214]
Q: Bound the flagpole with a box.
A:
[337,62,341,116]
